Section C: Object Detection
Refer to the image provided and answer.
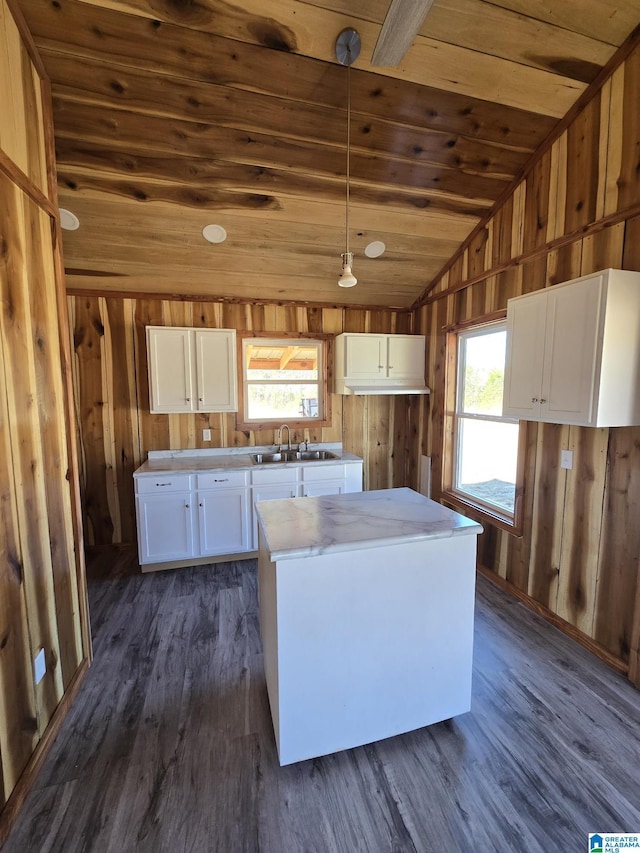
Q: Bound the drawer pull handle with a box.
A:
[156,482,172,487]
[214,478,229,483]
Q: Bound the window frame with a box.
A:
[235,331,333,431]
[442,317,527,535]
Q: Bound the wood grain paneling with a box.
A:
[413,37,640,686]
[0,0,88,837]
[12,0,640,308]
[68,295,410,546]
[0,0,47,194]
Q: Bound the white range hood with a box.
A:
[340,382,430,395]
[334,332,429,396]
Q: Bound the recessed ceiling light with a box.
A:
[365,240,386,258]
[202,224,227,244]
[59,208,80,230]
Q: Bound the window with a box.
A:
[238,336,329,427]
[446,321,523,528]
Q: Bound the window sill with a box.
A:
[441,489,523,536]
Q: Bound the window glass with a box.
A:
[242,339,323,422]
[454,324,519,517]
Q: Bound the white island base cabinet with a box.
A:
[257,490,481,766]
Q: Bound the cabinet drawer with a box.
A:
[251,466,300,485]
[301,463,346,482]
[136,473,193,494]
[197,470,248,489]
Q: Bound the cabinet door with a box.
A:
[195,329,238,412]
[345,335,386,379]
[147,327,193,413]
[387,336,425,381]
[302,481,345,497]
[136,493,195,563]
[198,488,250,556]
[541,276,604,425]
[252,483,300,549]
[503,293,546,419]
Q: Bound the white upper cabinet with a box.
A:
[194,328,237,411]
[503,269,640,427]
[335,333,428,394]
[344,334,387,380]
[147,326,237,413]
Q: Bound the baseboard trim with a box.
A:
[140,550,258,573]
[477,564,628,677]
[0,658,90,847]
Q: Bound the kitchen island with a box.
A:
[256,487,483,765]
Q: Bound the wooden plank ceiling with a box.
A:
[16,0,640,308]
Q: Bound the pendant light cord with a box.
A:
[345,53,351,258]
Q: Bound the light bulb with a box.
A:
[338,252,357,288]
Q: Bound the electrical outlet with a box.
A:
[202,428,211,441]
[561,449,573,470]
[34,648,46,685]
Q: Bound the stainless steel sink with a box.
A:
[296,450,339,461]
[252,450,339,464]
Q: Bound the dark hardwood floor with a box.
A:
[3,549,639,853]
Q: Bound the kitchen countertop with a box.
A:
[133,444,362,476]
[256,487,483,560]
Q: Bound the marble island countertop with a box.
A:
[256,487,483,560]
[134,444,361,475]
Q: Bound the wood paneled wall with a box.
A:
[67,296,415,548]
[0,0,89,839]
[412,40,640,686]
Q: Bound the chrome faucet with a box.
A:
[279,424,291,451]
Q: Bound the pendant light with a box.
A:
[335,28,361,288]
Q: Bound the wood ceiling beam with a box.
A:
[279,347,302,369]
[20,0,579,121]
[372,0,436,67]
[63,270,424,307]
[299,0,621,71]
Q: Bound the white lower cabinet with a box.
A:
[135,457,363,568]
[302,482,344,497]
[136,492,196,564]
[198,488,250,556]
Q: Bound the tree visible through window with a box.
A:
[454,322,520,518]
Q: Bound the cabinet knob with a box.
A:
[199,397,203,402]
[531,397,538,403]
[199,502,203,507]
[185,397,190,402]
[185,503,190,509]
[388,365,394,370]
[540,398,547,404]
